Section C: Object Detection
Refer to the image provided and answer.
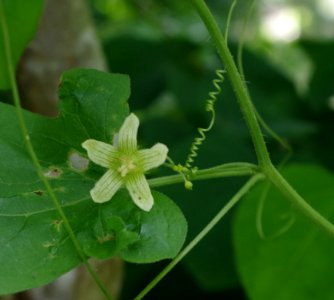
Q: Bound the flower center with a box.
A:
[117,156,137,177]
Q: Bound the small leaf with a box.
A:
[77,190,187,262]
[119,190,187,263]
[78,215,139,260]
[233,164,334,300]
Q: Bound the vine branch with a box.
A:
[189,0,334,238]
[135,173,265,300]
[150,162,258,187]
[190,0,271,168]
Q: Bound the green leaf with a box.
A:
[0,0,44,89]
[119,190,187,263]
[0,68,186,295]
[59,69,129,142]
[78,190,187,263]
[0,69,130,294]
[233,164,334,300]
[77,214,140,260]
[0,200,94,295]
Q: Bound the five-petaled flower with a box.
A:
[82,113,168,211]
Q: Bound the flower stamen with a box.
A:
[118,157,136,177]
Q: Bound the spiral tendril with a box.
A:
[184,69,225,170]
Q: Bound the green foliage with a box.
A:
[234,165,334,300]
[0,0,44,89]
[301,41,334,112]
[0,69,187,295]
[77,190,187,263]
[2,0,334,298]
[120,190,187,263]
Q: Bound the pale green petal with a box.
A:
[118,113,139,153]
[138,143,168,171]
[82,139,117,168]
[90,169,123,203]
[126,174,153,211]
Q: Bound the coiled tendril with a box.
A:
[184,69,225,171]
[167,0,235,189]
[165,69,225,189]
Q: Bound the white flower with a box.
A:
[82,113,168,211]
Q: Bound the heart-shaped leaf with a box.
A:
[0,69,187,295]
[233,164,334,300]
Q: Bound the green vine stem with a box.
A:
[149,162,258,187]
[190,0,271,168]
[135,173,265,300]
[189,0,334,238]
[0,4,112,300]
[236,0,292,153]
[224,0,237,43]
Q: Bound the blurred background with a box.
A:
[5,0,334,299]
